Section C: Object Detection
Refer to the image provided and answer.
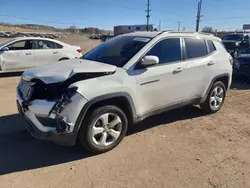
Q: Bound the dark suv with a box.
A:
[222,33,250,58]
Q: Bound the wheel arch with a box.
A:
[73,92,137,136]
[201,73,230,103]
[207,73,230,94]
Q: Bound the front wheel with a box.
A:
[78,105,128,153]
[200,81,226,113]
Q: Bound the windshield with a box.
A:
[82,35,152,67]
[0,38,16,48]
[223,34,243,41]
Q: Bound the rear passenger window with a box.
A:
[34,40,63,49]
[207,40,216,53]
[146,38,181,64]
[184,38,208,59]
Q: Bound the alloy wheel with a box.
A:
[209,86,224,111]
[91,113,122,147]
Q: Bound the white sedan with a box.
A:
[0,37,82,72]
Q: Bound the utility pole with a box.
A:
[158,20,161,31]
[178,22,181,31]
[146,0,151,31]
[196,0,203,32]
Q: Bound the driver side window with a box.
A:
[146,38,181,64]
[7,40,33,51]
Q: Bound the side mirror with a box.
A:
[1,47,9,51]
[141,55,159,67]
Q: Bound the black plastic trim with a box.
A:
[137,97,201,122]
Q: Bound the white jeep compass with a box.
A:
[16,31,233,153]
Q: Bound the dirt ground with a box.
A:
[0,76,249,188]
[0,37,250,187]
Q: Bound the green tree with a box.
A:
[202,26,213,33]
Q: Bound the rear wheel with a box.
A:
[78,105,128,153]
[200,81,226,113]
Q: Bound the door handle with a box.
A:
[173,67,185,74]
[53,51,59,54]
[26,52,32,55]
[207,61,215,66]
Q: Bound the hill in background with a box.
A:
[0,23,112,35]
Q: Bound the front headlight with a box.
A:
[236,42,240,47]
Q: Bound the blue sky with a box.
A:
[0,0,250,31]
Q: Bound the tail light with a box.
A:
[229,57,233,65]
[76,49,82,53]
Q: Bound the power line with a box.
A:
[202,16,248,22]
[0,14,139,27]
[146,0,151,31]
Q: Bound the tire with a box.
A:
[200,81,226,113]
[78,105,128,153]
[58,57,69,61]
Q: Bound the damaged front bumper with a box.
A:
[16,88,88,146]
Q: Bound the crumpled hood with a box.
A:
[22,58,116,84]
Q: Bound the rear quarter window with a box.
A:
[55,42,63,49]
[207,40,216,54]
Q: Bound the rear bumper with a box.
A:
[16,88,88,146]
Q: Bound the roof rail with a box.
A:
[159,31,215,37]
[196,32,215,36]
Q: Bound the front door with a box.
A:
[1,40,34,71]
[130,38,187,115]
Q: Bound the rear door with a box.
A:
[181,38,211,101]
[33,40,63,66]
[1,40,34,71]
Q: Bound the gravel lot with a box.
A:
[0,38,249,187]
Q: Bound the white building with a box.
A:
[114,24,153,35]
